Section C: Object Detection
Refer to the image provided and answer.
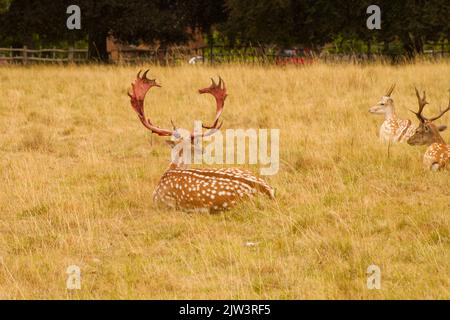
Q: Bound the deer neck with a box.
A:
[430,127,446,145]
[384,104,396,120]
[167,145,189,171]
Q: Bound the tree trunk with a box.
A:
[383,40,389,54]
[88,31,109,62]
[402,34,424,59]
[24,33,34,49]
[413,36,424,55]
[403,43,415,59]
[207,33,214,64]
[401,35,415,59]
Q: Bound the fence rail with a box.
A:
[0,46,88,63]
[0,45,449,65]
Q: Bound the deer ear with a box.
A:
[437,125,447,132]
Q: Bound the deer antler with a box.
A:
[128,70,174,136]
[199,76,227,130]
[411,87,429,123]
[428,89,450,122]
[128,71,227,140]
[385,84,396,97]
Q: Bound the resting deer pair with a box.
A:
[370,85,450,170]
[128,70,274,212]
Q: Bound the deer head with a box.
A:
[369,84,396,117]
[128,70,227,166]
[407,88,449,146]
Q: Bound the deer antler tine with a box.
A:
[428,90,450,122]
[413,87,430,122]
[170,119,177,130]
[211,77,217,87]
[386,84,395,97]
[137,70,142,79]
[201,119,218,129]
[142,69,149,79]
[414,87,420,99]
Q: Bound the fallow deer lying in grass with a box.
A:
[369,84,416,143]
[407,88,449,171]
[128,70,274,212]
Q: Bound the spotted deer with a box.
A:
[369,84,416,143]
[128,70,275,212]
[407,88,449,171]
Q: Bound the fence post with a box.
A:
[22,45,28,64]
[165,47,169,65]
[10,46,13,61]
[68,47,74,62]
[210,44,214,65]
[208,34,214,65]
[52,47,56,61]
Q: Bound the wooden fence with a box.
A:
[0,46,88,63]
[0,45,449,65]
[112,47,205,64]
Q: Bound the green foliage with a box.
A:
[222,0,449,55]
[0,0,225,61]
[0,0,11,13]
[222,0,337,47]
[0,0,448,59]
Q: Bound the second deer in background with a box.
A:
[369,84,416,143]
[407,88,449,171]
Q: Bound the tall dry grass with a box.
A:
[0,61,449,299]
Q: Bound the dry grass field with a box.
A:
[0,61,449,299]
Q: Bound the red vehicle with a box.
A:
[275,48,314,65]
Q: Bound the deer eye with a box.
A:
[424,127,430,132]
[380,103,385,106]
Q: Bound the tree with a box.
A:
[180,0,227,32]
[221,0,449,56]
[0,0,11,13]
[0,0,211,61]
[0,0,448,59]
[389,0,450,57]
[336,0,450,57]
[222,0,340,48]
